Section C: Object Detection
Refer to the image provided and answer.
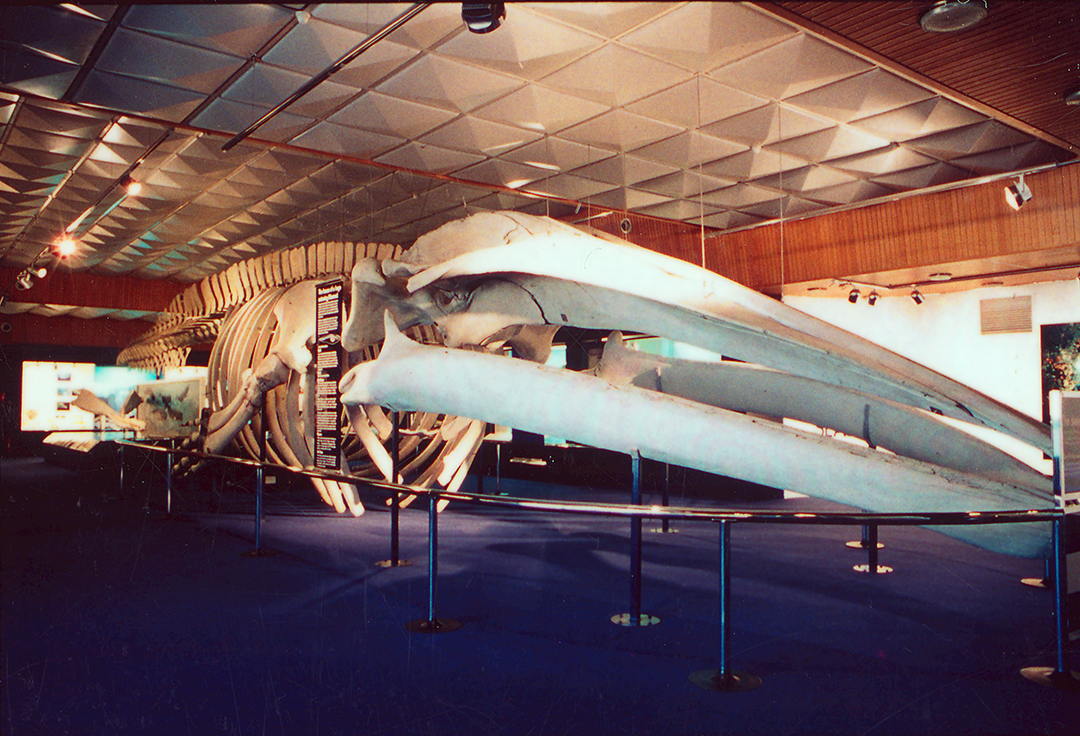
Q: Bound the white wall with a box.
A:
[785,278,1080,468]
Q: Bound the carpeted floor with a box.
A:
[3,455,1078,736]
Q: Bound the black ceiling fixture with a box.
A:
[462,2,505,34]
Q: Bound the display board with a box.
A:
[314,280,343,470]
[134,377,205,438]
[20,362,156,431]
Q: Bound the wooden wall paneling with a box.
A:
[703,164,1080,291]
[1,313,153,349]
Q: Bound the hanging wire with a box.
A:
[698,73,706,269]
[777,103,785,296]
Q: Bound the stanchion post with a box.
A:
[854,523,893,574]
[254,463,264,548]
[405,493,461,633]
[1021,388,1079,688]
[690,520,761,691]
[118,442,125,498]
[1051,516,1073,680]
[242,413,277,558]
[662,463,671,533]
[165,445,173,516]
[651,462,678,534]
[612,451,659,627]
[631,452,642,620]
[391,411,400,564]
[377,412,411,568]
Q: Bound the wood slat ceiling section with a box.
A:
[768,1,1080,153]
[1,312,156,349]
[706,162,1080,293]
[0,267,186,314]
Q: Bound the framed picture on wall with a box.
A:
[1041,322,1080,423]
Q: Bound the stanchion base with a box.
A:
[1020,577,1051,589]
[689,669,762,692]
[241,547,279,558]
[610,613,661,627]
[404,618,462,634]
[375,559,413,568]
[845,540,884,549]
[1020,666,1080,689]
[853,564,893,574]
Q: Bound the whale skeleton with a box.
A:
[336,211,1052,558]
[122,211,1053,557]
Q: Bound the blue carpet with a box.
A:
[2,456,1078,735]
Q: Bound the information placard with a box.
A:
[314,280,343,471]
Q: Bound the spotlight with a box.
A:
[120,174,142,197]
[34,267,48,279]
[15,271,33,290]
[462,2,505,33]
[55,237,77,257]
[868,291,879,306]
[848,289,860,304]
[911,290,924,305]
[1004,174,1032,210]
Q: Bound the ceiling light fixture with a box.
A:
[919,1,987,33]
[120,174,142,197]
[462,2,505,33]
[1065,88,1080,106]
[868,292,879,306]
[848,288,860,304]
[911,290,925,305]
[1004,174,1033,210]
[55,237,78,258]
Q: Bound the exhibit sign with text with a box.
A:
[314,280,343,470]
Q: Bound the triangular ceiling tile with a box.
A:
[710,33,871,100]
[571,154,680,187]
[559,110,683,153]
[500,136,616,174]
[374,141,484,175]
[472,83,609,135]
[850,97,987,142]
[588,187,672,211]
[542,44,694,108]
[785,69,935,124]
[329,91,458,139]
[633,131,747,168]
[868,162,972,190]
[419,116,542,156]
[828,144,939,176]
[376,54,525,113]
[766,126,892,164]
[526,2,675,39]
[625,76,768,130]
[906,120,1034,160]
[620,2,797,72]
[702,102,831,148]
[435,5,599,80]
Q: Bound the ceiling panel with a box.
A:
[0,0,1075,295]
